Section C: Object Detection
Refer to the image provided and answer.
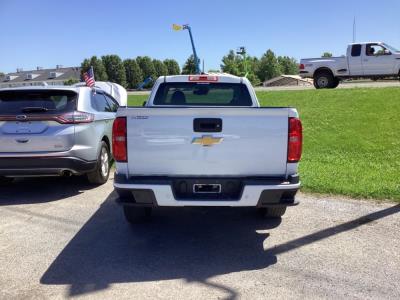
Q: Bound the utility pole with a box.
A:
[353,17,356,43]
[236,46,248,77]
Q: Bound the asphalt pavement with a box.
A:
[0,175,399,299]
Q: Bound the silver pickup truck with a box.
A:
[113,74,302,223]
[300,42,400,88]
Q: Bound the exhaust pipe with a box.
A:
[61,170,73,177]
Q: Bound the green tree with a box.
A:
[322,52,333,57]
[242,56,261,86]
[163,59,181,75]
[220,50,260,85]
[181,55,197,74]
[246,73,261,87]
[207,69,220,73]
[136,56,156,87]
[256,49,282,82]
[123,59,143,89]
[277,56,298,75]
[220,50,241,76]
[63,77,79,86]
[80,56,108,81]
[101,55,127,87]
[152,59,168,78]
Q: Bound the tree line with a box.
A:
[80,55,180,89]
[218,49,298,86]
[80,49,299,88]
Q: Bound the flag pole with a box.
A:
[91,65,95,82]
[91,65,96,94]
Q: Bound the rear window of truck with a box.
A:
[153,83,253,106]
[0,90,77,114]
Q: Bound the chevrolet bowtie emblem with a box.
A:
[192,135,223,147]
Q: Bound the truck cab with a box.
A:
[347,42,400,76]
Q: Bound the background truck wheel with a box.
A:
[87,141,110,185]
[0,176,14,186]
[331,78,340,88]
[314,71,334,89]
[123,206,152,224]
[258,207,287,218]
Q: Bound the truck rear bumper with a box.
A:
[114,174,300,207]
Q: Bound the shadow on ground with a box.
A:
[0,176,98,205]
[41,194,280,298]
[40,191,400,299]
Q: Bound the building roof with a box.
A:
[0,66,81,84]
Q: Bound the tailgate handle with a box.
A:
[193,118,222,132]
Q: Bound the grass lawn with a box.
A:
[128,87,400,201]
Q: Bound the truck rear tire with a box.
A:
[331,78,340,88]
[258,207,287,218]
[0,176,14,186]
[87,141,110,185]
[123,206,152,224]
[314,71,334,89]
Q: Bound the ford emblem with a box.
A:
[16,115,27,121]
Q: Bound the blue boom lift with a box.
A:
[173,24,201,74]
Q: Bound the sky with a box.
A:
[1,0,400,73]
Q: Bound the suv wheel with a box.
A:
[87,141,110,185]
[123,206,152,224]
[258,207,287,218]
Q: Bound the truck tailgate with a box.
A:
[122,107,290,176]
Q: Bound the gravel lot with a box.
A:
[0,175,399,299]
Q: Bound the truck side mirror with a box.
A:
[384,49,391,55]
[142,101,147,107]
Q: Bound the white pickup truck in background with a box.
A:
[113,74,302,223]
[299,42,400,88]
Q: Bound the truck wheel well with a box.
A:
[314,67,334,78]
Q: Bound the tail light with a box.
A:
[288,117,302,162]
[299,64,305,70]
[56,111,94,124]
[112,117,127,162]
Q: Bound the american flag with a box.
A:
[83,66,95,87]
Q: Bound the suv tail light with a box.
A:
[0,111,94,123]
[288,117,302,162]
[56,111,94,124]
[299,64,305,70]
[112,117,127,162]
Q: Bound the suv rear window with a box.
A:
[0,90,77,115]
[153,83,253,106]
